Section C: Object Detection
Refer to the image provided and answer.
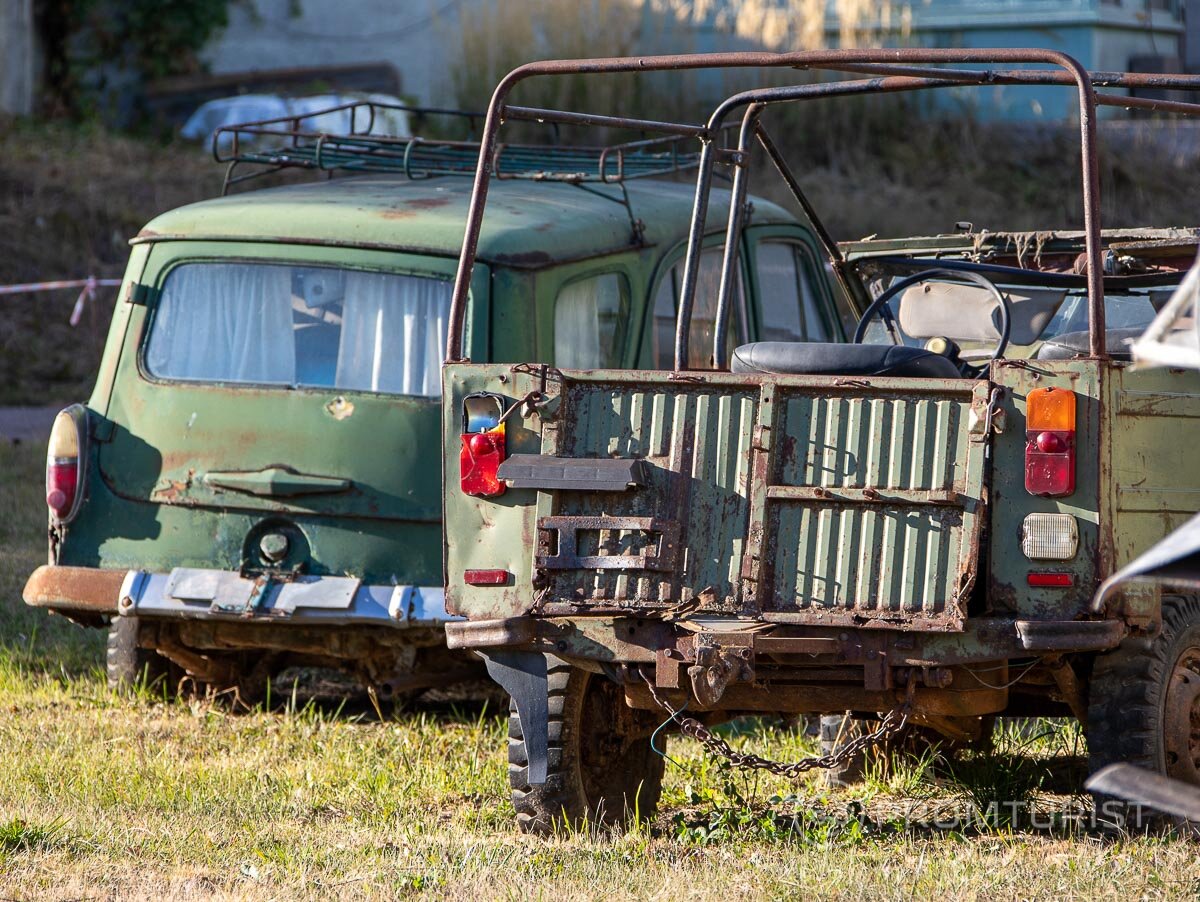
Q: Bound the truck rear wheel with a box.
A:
[1088,595,1200,829]
[508,659,665,834]
[106,617,176,694]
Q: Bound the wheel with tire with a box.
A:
[1088,595,1200,830]
[508,659,665,834]
[106,616,174,693]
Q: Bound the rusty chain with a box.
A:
[638,667,912,778]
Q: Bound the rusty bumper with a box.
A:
[23,565,124,615]
[446,614,1128,662]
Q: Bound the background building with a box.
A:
[196,0,1197,118]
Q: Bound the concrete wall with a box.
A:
[0,0,36,115]
[201,0,474,106]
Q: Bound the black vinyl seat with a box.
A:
[1035,328,1140,361]
[731,342,961,378]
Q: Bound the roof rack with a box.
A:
[212,100,717,192]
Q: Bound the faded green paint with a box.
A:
[987,360,1103,619]
[446,353,1200,640]
[443,367,989,631]
[52,172,807,621]
[763,379,990,629]
[443,239,1200,684]
[1105,366,1200,565]
[134,177,796,269]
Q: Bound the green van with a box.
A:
[23,103,842,698]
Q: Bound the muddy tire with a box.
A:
[1087,595,1200,830]
[106,617,174,693]
[509,659,665,834]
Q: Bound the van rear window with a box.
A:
[145,263,450,396]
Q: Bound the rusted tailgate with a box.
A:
[534,373,991,630]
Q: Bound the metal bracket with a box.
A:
[536,516,679,571]
[687,637,754,707]
[497,454,648,491]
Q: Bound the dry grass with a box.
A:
[1,439,1200,899]
[0,119,218,405]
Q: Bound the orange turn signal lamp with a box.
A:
[1025,387,1075,497]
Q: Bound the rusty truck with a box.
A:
[437,50,1200,832]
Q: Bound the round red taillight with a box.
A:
[46,406,85,522]
[1035,431,1066,454]
[468,432,495,456]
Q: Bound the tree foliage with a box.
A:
[34,0,241,121]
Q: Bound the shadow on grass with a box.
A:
[657,716,1168,844]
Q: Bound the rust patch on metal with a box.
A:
[23,565,124,614]
[403,196,452,210]
[489,249,553,267]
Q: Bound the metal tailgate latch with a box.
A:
[969,385,1005,441]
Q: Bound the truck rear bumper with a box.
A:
[24,565,458,628]
[445,614,1128,659]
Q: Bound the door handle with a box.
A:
[203,467,351,497]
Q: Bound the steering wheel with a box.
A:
[851,268,1012,375]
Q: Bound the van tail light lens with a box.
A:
[460,393,507,497]
[46,405,87,522]
[1025,387,1075,497]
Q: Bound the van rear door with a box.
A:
[97,242,487,583]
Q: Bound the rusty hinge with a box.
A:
[751,424,771,451]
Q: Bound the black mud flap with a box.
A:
[480,651,549,784]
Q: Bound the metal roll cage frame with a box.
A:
[446,49,1200,368]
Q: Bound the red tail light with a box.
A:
[1025,387,1075,497]
[464,568,510,586]
[460,426,507,497]
[1027,572,1074,588]
[46,405,87,522]
[460,393,508,497]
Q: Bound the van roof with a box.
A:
[133,175,798,268]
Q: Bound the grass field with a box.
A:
[1,439,1198,899]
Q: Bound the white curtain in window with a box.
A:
[756,243,828,343]
[653,249,740,369]
[757,243,805,342]
[336,271,450,396]
[146,263,295,383]
[555,273,626,369]
[555,277,604,369]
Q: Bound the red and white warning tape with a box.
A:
[0,276,122,325]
